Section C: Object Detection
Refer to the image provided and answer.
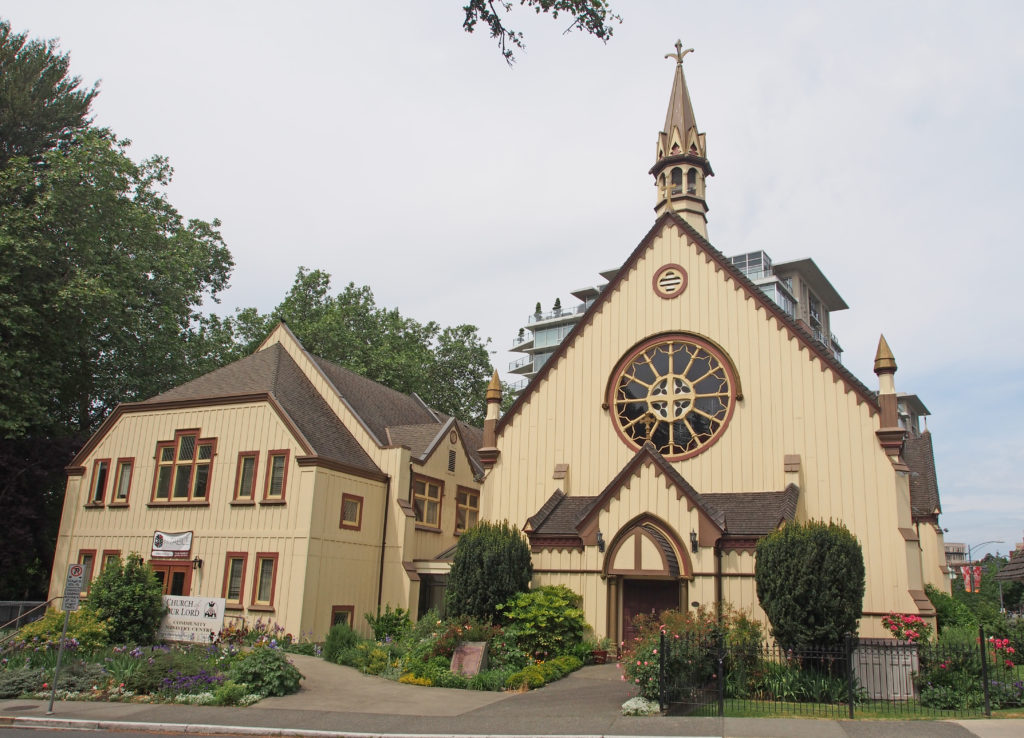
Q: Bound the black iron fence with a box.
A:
[658,626,1023,718]
[0,601,47,631]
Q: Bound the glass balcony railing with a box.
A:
[509,377,530,392]
[508,355,532,371]
[527,303,587,324]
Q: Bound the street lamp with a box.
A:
[968,540,1004,565]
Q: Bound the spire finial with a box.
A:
[665,39,694,67]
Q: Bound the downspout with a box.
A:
[714,540,723,623]
[375,475,391,615]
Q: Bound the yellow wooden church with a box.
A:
[48,43,949,641]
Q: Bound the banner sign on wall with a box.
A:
[151,531,193,559]
[158,596,225,642]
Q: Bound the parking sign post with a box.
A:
[48,564,84,714]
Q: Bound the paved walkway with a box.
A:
[1,654,1022,737]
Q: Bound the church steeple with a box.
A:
[650,40,713,238]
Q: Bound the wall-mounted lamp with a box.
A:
[192,556,203,571]
[596,530,606,553]
[690,530,698,554]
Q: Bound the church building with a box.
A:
[48,42,948,642]
[477,42,949,640]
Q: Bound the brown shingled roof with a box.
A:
[702,486,800,536]
[312,356,438,443]
[387,423,443,456]
[149,343,381,477]
[995,550,1024,582]
[903,431,941,519]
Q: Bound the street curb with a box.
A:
[0,718,664,738]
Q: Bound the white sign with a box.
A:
[63,564,84,611]
[151,530,193,559]
[158,595,225,642]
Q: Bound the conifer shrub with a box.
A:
[445,520,532,621]
[84,553,165,644]
[754,520,865,650]
[323,621,359,663]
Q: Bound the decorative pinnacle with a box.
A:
[874,335,897,374]
[486,370,502,403]
[665,39,694,66]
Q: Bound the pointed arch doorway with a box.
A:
[604,517,691,644]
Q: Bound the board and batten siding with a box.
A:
[484,222,919,635]
[49,401,314,637]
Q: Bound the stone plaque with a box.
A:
[450,641,489,676]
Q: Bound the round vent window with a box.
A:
[653,264,688,299]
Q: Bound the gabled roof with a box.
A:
[995,550,1024,582]
[903,430,941,519]
[80,343,383,479]
[525,443,798,541]
[311,355,439,444]
[498,212,879,435]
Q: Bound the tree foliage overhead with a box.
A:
[462,0,621,64]
[446,520,533,620]
[205,267,495,425]
[0,19,98,167]
[754,520,866,650]
[0,129,233,436]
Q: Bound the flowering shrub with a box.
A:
[881,612,933,643]
[988,636,1017,668]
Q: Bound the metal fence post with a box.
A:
[845,634,856,720]
[979,625,991,717]
[658,631,667,712]
[716,632,725,717]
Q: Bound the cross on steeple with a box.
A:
[665,39,694,66]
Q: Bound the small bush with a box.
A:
[365,604,411,641]
[84,553,165,645]
[0,668,46,698]
[211,679,252,706]
[124,647,208,695]
[926,584,976,632]
[467,666,514,691]
[323,621,359,663]
[446,520,532,621]
[505,665,545,690]
[16,609,109,654]
[398,673,432,686]
[498,585,585,660]
[229,647,303,696]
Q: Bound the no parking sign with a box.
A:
[63,564,84,611]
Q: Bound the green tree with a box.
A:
[754,520,865,650]
[0,19,98,167]
[462,0,621,64]
[211,267,495,425]
[446,520,533,620]
[0,129,233,436]
[85,553,165,644]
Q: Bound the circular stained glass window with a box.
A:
[609,336,735,459]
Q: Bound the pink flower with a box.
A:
[652,648,658,654]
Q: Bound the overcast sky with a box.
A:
[7,1,1022,558]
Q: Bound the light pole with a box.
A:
[964,540,1004,603]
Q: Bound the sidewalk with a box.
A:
[1,655,1022,738]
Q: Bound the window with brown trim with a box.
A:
[222,552,248,608]
[233,452,259,501]
[263,451,289,501]
[455,487,479,533]
[340,494,363,531]
[251,553,279,608]
[102,550,120,570]
[412,475,442,529]
[111,458,133,504]
[152,430,216,502]
[89,459,110,505]
[331,605,354,627]
[78,549,96,593]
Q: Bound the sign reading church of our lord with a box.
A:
[150,530,226,642]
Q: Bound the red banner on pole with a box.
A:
[973,565,982,591]
[961,565,973,592]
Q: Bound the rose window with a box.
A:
[610,336,735,459]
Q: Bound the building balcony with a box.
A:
[527,303,587,325]
[508,377,530,393]
[511,334,534,352]
[508,355,535,374]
